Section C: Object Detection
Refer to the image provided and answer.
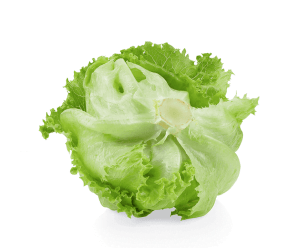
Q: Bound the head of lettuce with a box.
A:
[40,42,258,220]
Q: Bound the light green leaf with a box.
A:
[191,95,259,151]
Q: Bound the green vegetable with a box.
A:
[40,42,258,220]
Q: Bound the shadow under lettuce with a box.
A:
[93,200,232,248]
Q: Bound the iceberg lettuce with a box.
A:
[40,42,258,220]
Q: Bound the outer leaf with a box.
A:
[149,135,183,180]
[60,108,160,142]
[178,127,240,197]
[63,125,195,218]
[39,56,108,139]
[135,160,195,210]
[65,131,153,218]
[172,95,258,219]
[104,145,152,192]
[191,95,259,151]
[140,42,194,75]
[175,132,219,220]
[60,112,143,180]
[190,53,233,96]
[112,42,233,108]
[39,107,64,139]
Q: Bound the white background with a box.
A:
[1,1,300,247]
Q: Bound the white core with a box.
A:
[158,98,192,131]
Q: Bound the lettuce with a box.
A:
[39,42,258,220]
